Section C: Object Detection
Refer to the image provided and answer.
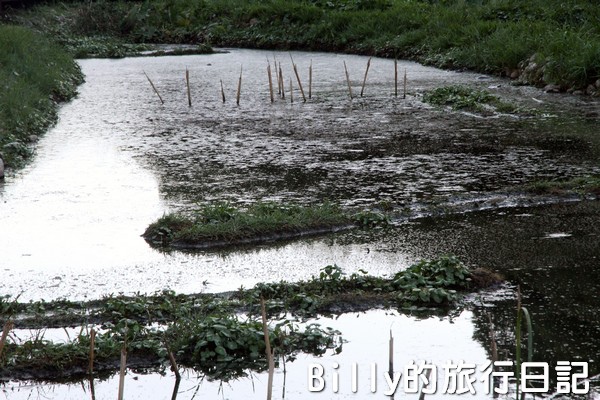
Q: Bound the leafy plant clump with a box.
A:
[524,175,600,196]
[143,201,356,248]
[423,85,517,114]
[0,25,84,170]
[0,256,502,381]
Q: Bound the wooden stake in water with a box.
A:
[117,342,127,400]
[185,68,192,107]
[220,79,226,103]
[309,60,313,99]
[143,71,164,105]
[0,321,13,359]
[267,62,274,103]
[360,57,372,97]
[288,56,307,103]
[403,68,407,99]
[289,78,294,104]
[394,59,398,97]
[274,57,281,96]
[344,61,353,99]
[279,66,285,100]
[261,297,275,400]
[388,330,394,399]
[88,328,96,374]
[236,66,243,106]
[166,343,181,380]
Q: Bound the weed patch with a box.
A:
[423,85,518,114]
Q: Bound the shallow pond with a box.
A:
[1,49,599,397]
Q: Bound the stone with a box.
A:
[510,70,520,79]
[596,79,600,88]
[0,156,4,179]
[28,135,39,143]
[586,84,596,95]
[573,90,584,96]
[543,84,561,93]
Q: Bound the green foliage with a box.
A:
[423,85,517,114]
[0,25,84,169]
[353,210,391,228]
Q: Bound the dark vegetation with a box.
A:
[5,0,600,93]
[0,24,83,170]
[143,201,389,249]
[0,256,502,380]
[422,85,519,114]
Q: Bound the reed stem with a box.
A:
[261,297,275,400]
[143,71,164,105]
[360,57,372,97]
[0,321,13,359]
[117,341,127,400]
[185,68,191,107]
[220,79,225,103]
[309,60,312,99]
[403,68,407,99]
[344,61,353,99]
[88,328,96,374]
[267,63,274,103]
[236,66,243,106]
[394,59,398,97]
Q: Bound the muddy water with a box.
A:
[1,49,599,397]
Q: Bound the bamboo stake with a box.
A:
[388,330,394,400]
[89,375,96,400]
[289,78,294,104]
[394,59,398,97]
[291,62,306,102]
[88,328,96,374]
[117,341,127,400]
[403,68,407,99]
[274,57,281,96]
[261,297,275,400]
[279,65,285,100]
[0,321,13,359]
[308,60,312,99]
[143,71,164,105]
[236,66,243,106]
[220,79,226,103]
[418,366,433,400]
[343,61,353,99]
[185,68,191,107]
[360,57,372,97]
[267,63,274,103]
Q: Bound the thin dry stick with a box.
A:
[394,59,398,97]
[343,61,353,99]
[89,375,96,400]
[260,297,275,400]
[143,71,164,104]
[170,374,181,400]
[236,66,243,106]
[308,60,312,99]
[360,57,372,97]
[418,366,433,400]
[292,64,306,102]
[403,68,407,99]
[289,78,294,104]
[267,63,274,103]
[88,328,96,374]
[274,57,281,95]
[117,341,127,400]
[279,65,285,100]
[0,321,14,359]
[185,68,191,107]
[388,330,394,400]
[220,79,226,103]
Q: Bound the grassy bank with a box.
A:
[0,24,84,171]
[6,0,600,92]
[143,202,386,249]
[0,256,501,380]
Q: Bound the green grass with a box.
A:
[524,175,600,196]
[0,24,84,170]
[6,0,600,90]
[143,201,356,247]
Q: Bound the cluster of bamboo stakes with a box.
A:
[143,56,408,106]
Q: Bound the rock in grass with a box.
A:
[0,156,4,179]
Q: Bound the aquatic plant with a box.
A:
[422,85,517,114]
[143,201,353,248]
